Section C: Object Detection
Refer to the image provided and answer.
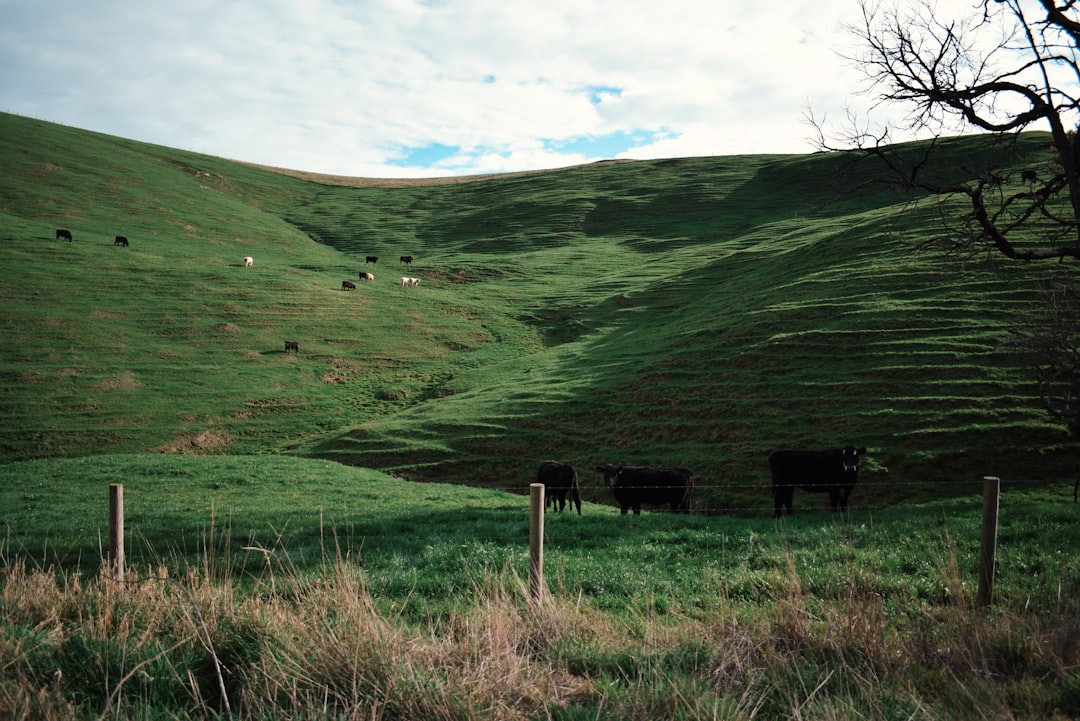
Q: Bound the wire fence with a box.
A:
[509,475,1079,516]
[525,477,1014,605]
[487,476,1075,492]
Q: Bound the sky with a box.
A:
[0,0,972,179]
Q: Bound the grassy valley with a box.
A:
[3,112,1080,719]
[0,113,1073,509]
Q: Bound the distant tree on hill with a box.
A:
[811,0,1080,434]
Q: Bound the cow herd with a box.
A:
[538,445,867,517]
[253,257,418,291]
[363,255,413,264]
[349,255,421,290]
[55,228,130,247]
[242,251,419,292]
[51,230,415,290]
[48,226,421,359]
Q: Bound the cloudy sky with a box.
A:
[0,0,970,178]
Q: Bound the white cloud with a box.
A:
[0,0,935,177]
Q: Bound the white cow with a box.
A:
[360,272,374,282]
[400,276,420,286]
[244,256,253,267]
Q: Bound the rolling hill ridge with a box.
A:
[0,112,1072,512]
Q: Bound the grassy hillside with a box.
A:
[4,114,1080,721]
[0,112,1074,513]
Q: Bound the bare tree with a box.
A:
[816,0,1080,261]
[814,1,1080,443]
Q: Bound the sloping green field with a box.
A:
[7,112,1080,721]
[0,112,1073,513]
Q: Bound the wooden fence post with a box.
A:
[978,476,1000,608]
[109,483,125,582]
[529,483,545,602]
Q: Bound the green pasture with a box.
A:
[5,454,1079,720]
[1,112,1075,517]
[2,454,1078,620]
[4,113,1080,719]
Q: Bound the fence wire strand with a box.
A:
[515,476,1077,515]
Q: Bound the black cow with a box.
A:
[284,340,299,353]
[537,461,581,515]
[366,256,378,264]
[400,255,413,264]
[1021,169,1038,184]
[342,280,356,291]
[596,465,693,515]
[114,236,128,247]
[56,229,72,241]
[769,446,867,517]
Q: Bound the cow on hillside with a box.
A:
[56,229,72,241]
[366,256,379,264]
[284,341,299,353]
[769,445,867,517]
[400,255,413,264]
[596,465,693,515]
[342,280,356,291]
[114,236,128,247]
[359,272,374,282]
[537,461,581,514]
[244,256,253,267]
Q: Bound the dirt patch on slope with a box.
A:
[151,430,231,454]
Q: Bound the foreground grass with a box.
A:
[3,531,1079,720]
[3,455,1080,719]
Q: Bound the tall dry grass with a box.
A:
[2,547,1079,720]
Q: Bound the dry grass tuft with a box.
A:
[92,375,143,391]
[2,548,1079,720]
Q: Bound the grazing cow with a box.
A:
[366,256,378,264]
[596,465,693,515]
[769,445,867,517]
[1021,169,1038,184]
[114,236,128,247]
[284,340,299,353]
[342,280,356,291]
[400,255,413,264]
[56,229,72,241]
[537,461,581,515]
[400,276,420,286]
[359,272,374,282]
[244,256,253,267]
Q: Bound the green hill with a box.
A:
[0,112,1072,513]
